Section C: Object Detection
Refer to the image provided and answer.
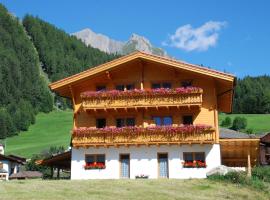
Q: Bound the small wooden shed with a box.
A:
[219,128,260,168]
[259,132,270,165]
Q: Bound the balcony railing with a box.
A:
[72,125,215,147]
[81,87,203,110]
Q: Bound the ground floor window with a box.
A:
[183,152,206,168]
[84,154,106,169]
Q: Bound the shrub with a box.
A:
[208,171,267,191]
[252,166,270,182]
[246,128,254,134]
[221,117,232,127]
[231,117,247,131]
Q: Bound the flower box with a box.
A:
[84,162,106,170]
[183,161,206,168]
[81,87,203,99]
[135,175,149,179]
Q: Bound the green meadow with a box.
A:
[0,179,269,200]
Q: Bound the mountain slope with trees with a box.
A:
[0,4,118,139]
[22,15,118,109]
[233,76,270,114]
[0,4,53,139]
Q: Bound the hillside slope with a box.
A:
[5,111,72,158]
[0,4,53,139]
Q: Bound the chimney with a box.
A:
[0,143,4,155]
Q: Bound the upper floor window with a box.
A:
[96,85,106,91]
[116,118,135,127]
[152,82,171,89]
[153,116,172,126]
[96,118,106,128]
[181,80,192,88]
[183,115,193,125]
[116,84,135,91]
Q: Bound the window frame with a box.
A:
[182,115,193,125]
[151,82,172,89]
[96,118,106,128]
[183,152,206,168]
[85,154,106,170]
[96,85,107,91]
[115,83,135,91]
[152,116,172,126]
[116,117,135,128]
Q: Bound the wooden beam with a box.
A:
[247,151,251,177]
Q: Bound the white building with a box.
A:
[0,144,25,180]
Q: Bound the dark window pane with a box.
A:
[162,82,171,89]
[163,117,172,125]
[116,85,125,91]
[158,153,168,159]
[181,81,192,88]
[184,152,193,162]
[152,83,161,89]
[96,86,106,91]
[116,118,125,128]
[126,118,135,126]
[195,153,205,162]
[183,116,193,125]
[86,155,95,163]
[96,118,106,128]
[97,155,105,163]
[126,84,135,90]
[153,117,162,126]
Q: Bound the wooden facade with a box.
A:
[49,51,236,148]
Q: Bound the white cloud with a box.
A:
[163,21,227,52]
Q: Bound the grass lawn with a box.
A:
[0,179,269,200]
[219,113,270,133]
[5,110,72,158]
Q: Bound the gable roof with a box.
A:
[49,51,236,95]
[0,154,25,164]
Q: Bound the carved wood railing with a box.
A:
[81,88,203,110]
[72,125,215,147]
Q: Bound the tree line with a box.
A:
[0,4,117,139]
[233,76,270,114]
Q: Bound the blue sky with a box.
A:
[1,0,270,78]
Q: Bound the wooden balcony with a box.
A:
[81,87,203,110]
[72,125,215,147]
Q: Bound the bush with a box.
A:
[231,117,247,131]
[221,117,232,127]
[246,128,254,134]
[208,171,267,191]
[252,166,270,182]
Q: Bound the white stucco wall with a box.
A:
[71,144,221,180]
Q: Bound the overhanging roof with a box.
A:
[49,51,236,95]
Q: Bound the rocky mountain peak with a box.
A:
[73,29,167,56]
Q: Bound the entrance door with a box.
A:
[120,154,130,178]
[158,153,168,178]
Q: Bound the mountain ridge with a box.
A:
[73,28,167,56]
